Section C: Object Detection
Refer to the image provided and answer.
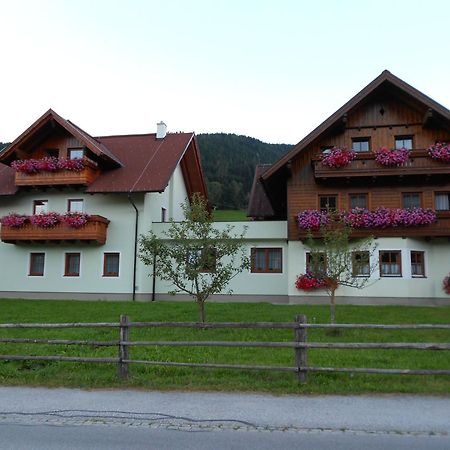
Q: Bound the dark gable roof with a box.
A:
[247,164,274,219]
[262,70,450,181]
[88,132,197,193]
[0,109,122,168]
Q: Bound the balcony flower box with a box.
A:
[12,157,99,186]
[428,142,450,163]
[373,147,410,166]
[0,214,109,245]
[321,147,356,168]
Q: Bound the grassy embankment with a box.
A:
[213,210,249,222]
[0,299,449,394]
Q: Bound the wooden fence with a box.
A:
[0,315,449,383]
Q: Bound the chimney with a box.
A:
[156,121,167,139]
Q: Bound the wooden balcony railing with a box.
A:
[297,212,450,239]
[312,150,450,179]
[1,215,109,245]
[14,159,100,187]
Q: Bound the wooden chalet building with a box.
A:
[248,71,450,305]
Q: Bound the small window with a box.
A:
[103,253,120,277]
[435,192,450,211]
[319,195,337,212]
[395,136,413,150]
[29,253,45,276]
[306,252,327,277]
[33,200,48,215]
[402,193,421,209]
[349,194,368,209]
[68,148,84,160]
[321,146,333,154]
[161,207,167,222]
[380,251,402,277]
[187,247,217,273]
[352,138,370,152]
[352,251,370,277]
[251,248,282,273]
[68,199,84,213]
[65,253,80,277]
[411,251,425,277]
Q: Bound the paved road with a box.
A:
[0,388,449,449]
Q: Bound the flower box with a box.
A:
[373,147,410,166]
[428,142,450,163]
[321,147,356,168]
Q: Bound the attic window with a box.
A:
[352,138,370,152]
[68,148,84,160]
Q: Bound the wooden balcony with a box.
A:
[298,212,450,239]
[1,215,109,245]
[15,159,100,187]
[312,150,450,179]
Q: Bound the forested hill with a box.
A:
[197,133,292,210]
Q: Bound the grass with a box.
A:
[213,209,249,221]
[0,299,449,395]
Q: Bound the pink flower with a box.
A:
[297,210,330,230]
[321,147,356,168]
[374,147,410,166]
[428,142,450,163]
[62,212,90,228]
[443,275,450,294]
[295,271,331,291]
[29,212,61,228]
[0,213,29,227]
[10,157,85,173]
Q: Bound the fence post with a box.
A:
[118,314,130,380]
[294,314,308,383]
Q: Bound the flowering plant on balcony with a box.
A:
[11,157,85,174]
[0,213,29,228]
[428,142,450,163]
[373,147,410,166]
[295,271,330,291]
[29,212,61,228]
[62,212,90,228]
[443,274,450,294]
[297,210,330,230]
[321,147,356,168]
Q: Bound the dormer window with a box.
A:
[352,138,370,152]
[68,148,84,160]
[395,136,413,150]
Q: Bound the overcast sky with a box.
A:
[0,0,449,145]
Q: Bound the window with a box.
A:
[29,253,45,276]
[161,207,167,222]
[402,193,421,209]
[352,251,370,277]
[319,195,337,212]
[65,253,80,277]
[251,248,282,273]
[379,251,402,277]
[321,146,333,154]
[68,199,84,213]
[103,253,120,277]
[395,136,413,150]
[349,193,368,209]
[411,251,425,277]
[435,193,450,211]
[68,148,84,160]
[306,252,327,277]
[33,200,48,215]
[187,247,217,273]
[352,138,370,152]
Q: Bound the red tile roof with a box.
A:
[88,132,196,193]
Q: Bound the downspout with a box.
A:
[152,253,156,302]
[127,193,139,301]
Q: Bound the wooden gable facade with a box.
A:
[258,71,450,240]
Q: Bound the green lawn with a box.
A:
[0,299,449,394]
[213,210,249,221]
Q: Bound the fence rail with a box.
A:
[1,314,449,383]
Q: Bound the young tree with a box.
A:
[303,219,378,324]
[139,194,250,323]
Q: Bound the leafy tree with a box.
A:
[139,194,250,322]
[304,218,378,324]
